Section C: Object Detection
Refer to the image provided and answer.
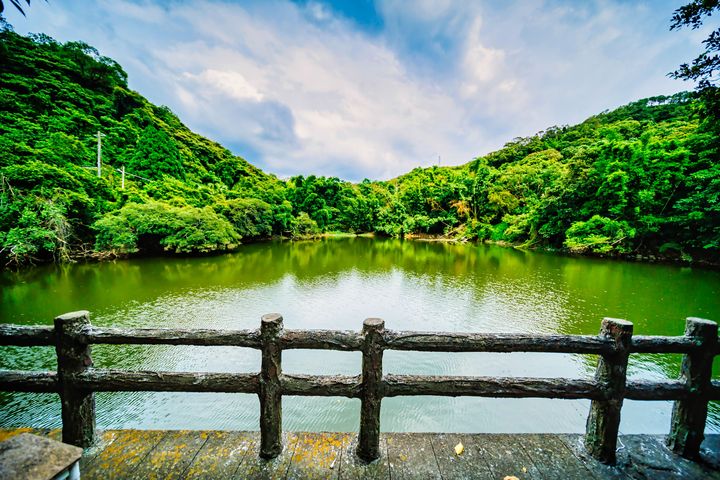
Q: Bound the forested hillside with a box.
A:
[1,26,718,267]
[386,94,719,262]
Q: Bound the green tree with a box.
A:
[94,201,240,254]
[1,1,33,16]
[128,125,185,180]
[565,215,636,255]
[670,0,720,120]
[1,29,718,268]
[215,197,274,239]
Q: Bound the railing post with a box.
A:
[667,317,718,459]
[357,318,384,462]
[54,311,95,448]
[259,313,283,459]
[585,318,633,464]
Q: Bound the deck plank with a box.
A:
[181,431,255,479]
[467,434,539,480]
[82,430,167,479]
[556,434,630,480]
[3,429,720,479]
[487,434,546,479]
[234,431,300,479]
[386,432,442,479]
[431,433,495,479]
[125,430,210,480]
[0,427,60,442]
[80,430,122,473]
[517,433,599,479]
[0,427,40,442]
[286,432,349,479]
[338,433,390,479]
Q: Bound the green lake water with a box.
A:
[1,237,719,433]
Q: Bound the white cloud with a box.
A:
[186,70,264,102]
[465,43,506,84]
[99,0,166,24]
[141,1,483,179]
[460,17,514,100]
[307,2,331,22]
[3,0,702,180]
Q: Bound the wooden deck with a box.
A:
[1,429,719,479]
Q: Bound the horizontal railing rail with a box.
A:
[3,370,714,399]
[0,324,55,346]
[0,312,717,465]
[0,324,707,354]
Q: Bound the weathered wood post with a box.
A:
[259,313,283,459]
[585,318,633,464]
[55,311,95,448]
[667,317,718,459]
[357,318,384,462]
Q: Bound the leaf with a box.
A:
[454,442,464,455]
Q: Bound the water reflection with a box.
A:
[1,238,719,433]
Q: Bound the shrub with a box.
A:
[564,215,636,254]
[94,201,239,254]
[290,212,320,238]
[215,198,274,239]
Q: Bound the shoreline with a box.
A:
[4,232,718,271]
[398,233,719,269]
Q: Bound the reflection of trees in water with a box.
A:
[0,239,533,326]
[3,240,719,328]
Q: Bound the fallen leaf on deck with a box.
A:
[454,442,464,455]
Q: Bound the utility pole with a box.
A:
[96,132,106,178]
[121,165,125,190]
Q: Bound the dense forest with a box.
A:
[1,25,718,268]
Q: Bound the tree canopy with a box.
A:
[670,0,720,120]
[0,27,718,268]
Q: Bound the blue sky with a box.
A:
[3,0,712,181]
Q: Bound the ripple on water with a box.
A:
[1,239,719,433]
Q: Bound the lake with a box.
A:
[1,237,719,434]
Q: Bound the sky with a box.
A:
[3,0,713,181]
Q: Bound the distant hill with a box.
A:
[1,27,717,267]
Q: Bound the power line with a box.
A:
[120,169,151,182]
[80,165,152,183]
[86,132,152,185]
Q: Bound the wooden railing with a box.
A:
[1,311,718,465]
